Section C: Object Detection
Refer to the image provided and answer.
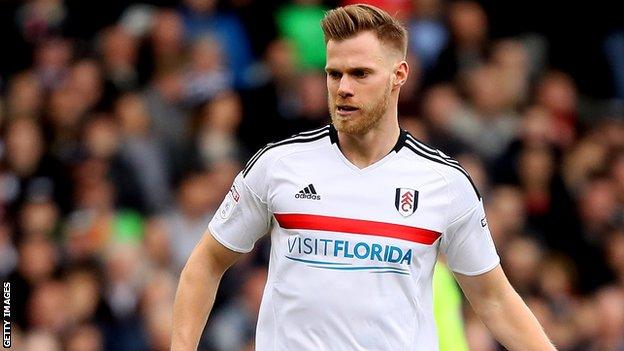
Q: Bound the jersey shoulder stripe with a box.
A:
[243,126,330,177]
[405,134,459,164]
[403,134,481,199]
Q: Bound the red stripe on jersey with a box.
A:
[274,213,441,245]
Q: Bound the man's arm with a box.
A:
[171,231,243,351]
[454,265,556,351]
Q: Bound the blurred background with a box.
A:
[0,0,623,350]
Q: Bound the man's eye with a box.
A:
[353,71,368,78]
[328,72,341,79]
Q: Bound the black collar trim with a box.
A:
[328,124,406,153]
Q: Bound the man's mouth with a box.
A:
[336,105,359,113]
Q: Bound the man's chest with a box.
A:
[266,156,450,236]
[263,155,450,280]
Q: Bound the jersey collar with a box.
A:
[328,124,407,153]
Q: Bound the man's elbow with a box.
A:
[180,248,221,286]
[466,279,520,322]
[471,294,507,324]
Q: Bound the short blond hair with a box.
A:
[321,4,408,58]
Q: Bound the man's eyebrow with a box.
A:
[347,67,373,73]
[324,67,373,73]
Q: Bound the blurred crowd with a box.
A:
[0,0,623,350]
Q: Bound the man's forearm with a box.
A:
[476,287,556,350]
[456,267,556,351]
[171,250,222,351]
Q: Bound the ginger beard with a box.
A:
[329,79,392,135]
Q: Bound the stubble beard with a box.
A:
[329,82,391,136]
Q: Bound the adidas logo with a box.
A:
[294,184,321,200]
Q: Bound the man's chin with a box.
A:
[332,117,368,135]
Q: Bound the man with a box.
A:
[172,4,556,350]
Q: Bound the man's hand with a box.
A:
[454,265,557,350]
[171,231,242,351]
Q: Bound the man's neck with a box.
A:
[337,120,401,169]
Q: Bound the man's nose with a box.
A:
[337,76,354,98]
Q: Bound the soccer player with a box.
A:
[172,4,556,350]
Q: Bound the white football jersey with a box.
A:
[209,125,499,350]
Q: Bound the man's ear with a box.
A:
[393,60,409,88]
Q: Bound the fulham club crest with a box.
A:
[395,188,418,217]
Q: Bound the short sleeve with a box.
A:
[439,172,499,276]
[208,172,271,253]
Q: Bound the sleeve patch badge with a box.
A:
[218,185,240,220]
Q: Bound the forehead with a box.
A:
[325,31,388,70]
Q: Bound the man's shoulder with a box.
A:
[242,125,331,178]
[400,133,481,200]
[400,133,461,173]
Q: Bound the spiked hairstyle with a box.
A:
[320,4,408,58]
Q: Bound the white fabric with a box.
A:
[208,127,499,350]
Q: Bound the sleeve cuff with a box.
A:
[208,221,254,254]
[449,257,500,276]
